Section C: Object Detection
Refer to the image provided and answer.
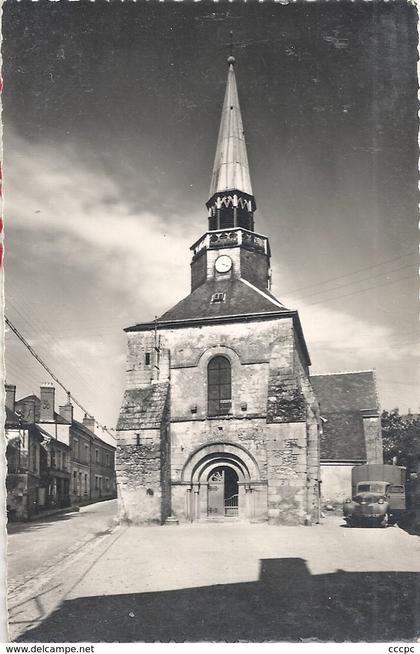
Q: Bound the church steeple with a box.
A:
[189,55,272,295]
[206,56,256,232]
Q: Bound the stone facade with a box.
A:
[117,316,321,526]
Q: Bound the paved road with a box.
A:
[8,515,420,643]
[7,499,118,587]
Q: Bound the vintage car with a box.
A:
[343,480,405,527]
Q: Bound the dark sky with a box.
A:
[3,0,419,426]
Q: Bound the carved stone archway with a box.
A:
[181,441,262,522]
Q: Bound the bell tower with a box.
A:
[190,55,272,293]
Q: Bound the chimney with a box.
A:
[59,402,73,424]
[5,384,16,412]
[40,383,55,422]
[83,414,95,433]
[59,391,73,424]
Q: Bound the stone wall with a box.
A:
[363,416,383,464]
[320,463,354,505]
[266,323,306,423]
[119,315,321,526]
[294,341,321,524]
[116,388,171,524]
[265,422,309,525]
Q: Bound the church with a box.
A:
[116,56,381,525]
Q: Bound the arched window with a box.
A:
[208,356,232,416]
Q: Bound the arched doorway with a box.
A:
[181,441,264,522]
[207,466,239,518]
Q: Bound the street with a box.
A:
[8,512,420,642]
[7,500,118,593]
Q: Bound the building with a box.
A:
[68,412,116,505]
[15,384,72,513]
[67,406,91,505]
[311,371,383,504]
[5,384,41,521]
[6,383,71,520]
[6,383,116,520]
[90,425,116,502]
[116,56,322,526]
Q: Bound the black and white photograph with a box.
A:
[2,0,420,644]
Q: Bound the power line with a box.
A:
[292,261,415,302]
[312,339,420,352]
[304,273,414,308]
[284,249,417,296]
[5,315,116,441]
[6,294,114,402]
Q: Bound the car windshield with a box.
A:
[357,482,387,493]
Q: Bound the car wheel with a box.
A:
[379,513,389,528]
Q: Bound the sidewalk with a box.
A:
[8,518,420,642]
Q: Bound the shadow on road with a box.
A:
[15,558,420,642]
[397,511,420,537]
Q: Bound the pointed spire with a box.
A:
[209,56,253,198]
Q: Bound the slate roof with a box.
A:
[15,395,70,424]
[158,278,288,323]
[311,371,379,413]
[117,382,169,431]
[311,371,379,461]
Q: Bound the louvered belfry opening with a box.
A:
[207,356,232,416]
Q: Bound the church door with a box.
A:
[207,469,225,517]
[207,467,239,518]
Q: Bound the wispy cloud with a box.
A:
[6,131,199,312]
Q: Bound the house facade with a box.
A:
[5,384,41,521]
[15,384,72,513]
[6,383,116,520]
[90,428,116,502]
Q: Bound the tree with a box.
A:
[381,409,420,468]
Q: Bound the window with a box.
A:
[207,356,232,416]
[105,477,109,491]
[95,475,99,490]
[51,449,56,469]
[106,453,110,467]
[211,292,225,304]
[73,438,79,460]
[73,470,77,493]
[95,449,99,464]
[145,352,151,366]
[84,474,88,494]
[85,444,89,464]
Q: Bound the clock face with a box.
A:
[215,255,232,273]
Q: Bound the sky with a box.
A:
[2,0,419,435]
